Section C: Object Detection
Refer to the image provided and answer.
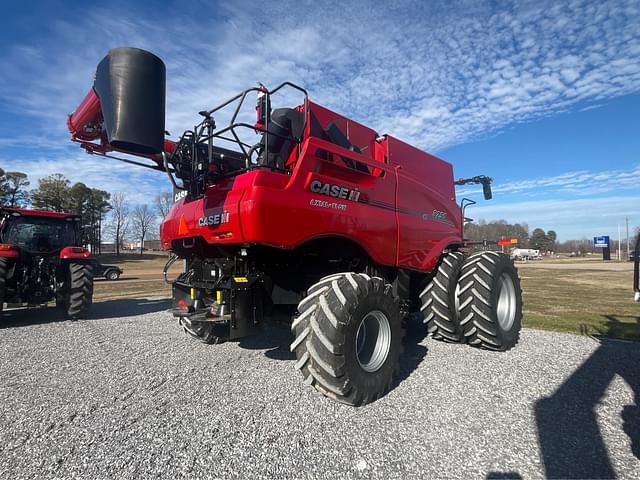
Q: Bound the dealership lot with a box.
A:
[1,301,638,479]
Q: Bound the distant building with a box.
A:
[124,239,162,251]
[99,242,116,253]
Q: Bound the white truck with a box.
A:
[511,248,542,261]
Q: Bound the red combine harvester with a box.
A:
[68,48,522,405]
[0,208,93,319]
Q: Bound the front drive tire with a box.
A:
[291,273,403,406]
[66,262,93,320]
[457,252,522,350]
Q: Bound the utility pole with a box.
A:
[618,224,621,261]
[626,216,630,260]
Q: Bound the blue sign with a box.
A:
[593,236,609,248]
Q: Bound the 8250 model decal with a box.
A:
[309,180,361,202]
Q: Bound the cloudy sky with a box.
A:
[0,0,638,240]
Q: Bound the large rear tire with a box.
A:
[291,273,403,406]
[66,262,93,320]
[458,252,522,350]
[420,251,465,342]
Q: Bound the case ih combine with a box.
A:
[67,48,523,405]
[0,207,93,319]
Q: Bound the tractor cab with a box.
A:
[0,208,81,253]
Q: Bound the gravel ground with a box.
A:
[1,298,638,479]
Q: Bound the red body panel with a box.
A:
[67,78,463,272]
[0,244,18,257]
[160,102,462,272]
[2,207,79,219]
[59,246,91,259]
[67,89,102,141]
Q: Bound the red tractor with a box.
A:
[0,208,94,319]
[68,48,523,405]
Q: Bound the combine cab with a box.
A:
[67,47,523,405]
[0,208,93,319]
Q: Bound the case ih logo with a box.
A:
[309,180,361,202]
[198,211,230,227]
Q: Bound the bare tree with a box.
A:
[106,192,129,256]
[154,191,173,219]
[132,204,156,256]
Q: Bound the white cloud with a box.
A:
[1,0,639,150]
[0,0,638,229]
[456,164,640,197]
[468,195,640,240]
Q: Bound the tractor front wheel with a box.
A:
[66,262,94,320]
[458,252,522,350]
[291,273,403,406]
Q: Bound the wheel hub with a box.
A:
[496,273,516,331]
[355,310,392,372]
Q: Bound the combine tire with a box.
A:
[0,257,6,314]
[179,317,227,345]
[66,262,93,320]
[420,251,465,342]
[457,252,522,350]
[291,273,403,406]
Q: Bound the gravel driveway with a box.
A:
[1,299,638,479]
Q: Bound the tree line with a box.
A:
[464,220,558,251]
[465,219,639,254]
[2,168,637,256]
[0,169,173,256]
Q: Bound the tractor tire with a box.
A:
[66,262,93,320]
[291,273,403,406]
[0,257,6,314]
[420,251,465,342]
[457,251,522,350]
[179,317,227,345]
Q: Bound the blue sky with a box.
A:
[0,0,638,240]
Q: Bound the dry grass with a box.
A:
[519,267,639,341]
[92,252,174,301]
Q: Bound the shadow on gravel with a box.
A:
[486,472,523,479]
[89,298,172,320]
[0,298,171,327]
[238,322,296,360]
[535,335,640,479]
[236,312,430,393]
[396,316,429,387]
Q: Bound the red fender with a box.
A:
[60,247,91,260]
